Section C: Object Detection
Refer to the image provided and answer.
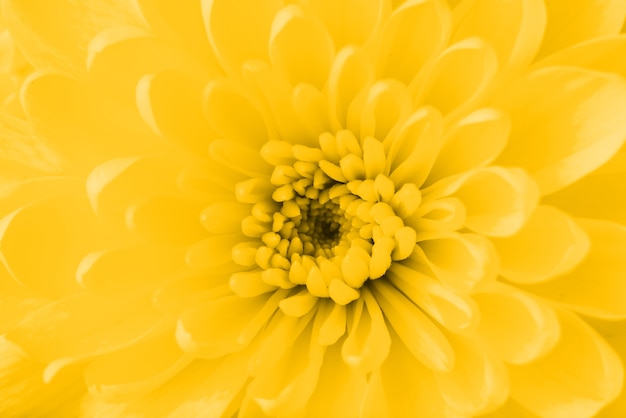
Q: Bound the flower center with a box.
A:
[234,130,421,307]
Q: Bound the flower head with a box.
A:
[0,0,626,417]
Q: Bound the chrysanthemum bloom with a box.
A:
[1,0,626,416]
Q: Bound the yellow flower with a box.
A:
[0,0,626,417]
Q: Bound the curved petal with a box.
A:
[371,279,455,372]
[376,0,451,85]
[416,37,498,118]
[176,291,284,359]
[522,219,626,319]
[360,79,413,142]
[305,343,368,418]
[474,283,560,364]
[0,112,62,180]
[133,0,222,76]
[452,0,546,68]
[427,108,511,183]
[136,70,216,155]
[202,0,283,74]
[492,206,590,284]
[381,336,453,417]
[84,326,191,403]
[414,231,499,292]
[536,0,626,59]
[327,46,374,130]
[0,195,100,298]
[1,0,140,74]
[0,337,84,417]
[495,67,626,195]
[543,147,626,226]
[269,5,334,90]
[303,0,386,48]
[5,293,162,366]
[424,167,539,237]
[510,310,623,418]
[21,72,165,174]
[76,245,186,295]
[434,333,510,416]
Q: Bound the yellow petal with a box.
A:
[359,80,413,142]
[387,106,445,188]
[0,112,62,180]
[134,0,222,76]
[21,72,164,174]
[306,343,368,418]
[435,334,510,416]
[495,67,626,195]
[136,70,216,155]
[474,283,560,364]
[492,205,590,284]
[452,0,546,68]
[6,293,162,365]
[536,0,626,59]
[152,274,232,314]
[341,289,391,374]
[85,325,190,403]
[246,329,324,417]
[204,77,269,146]
[126,195,207,245]
[372,279,455,372]
[176,292,283,359]
[389,264,480,333]
[428,108,511,183]
[2,0,140,74]
[522,219,626,319]
[327,46,374,130]
[0,336,84,416]
[202,0,283,74]
[0,195,99,298]
[417,37,498,118]
[415,232,498,291]
[303,0,387,48]
[510,310,623,418]
[426,166,539,236]
[269,5,334,90]
[543,147,626,226]
[76,245,185,295]
[376,0,451,85]
[381,336,452,417]
[87,26,206,107]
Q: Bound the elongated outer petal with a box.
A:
[510,310,623,418]
[5,293,162,368]
[137,70,216,155]
[492,206,590,284]
[176,292,283,359]
[543,147,626,226]
[521,219,626,319]
[376,0,451,85]
[306,343,368,418]
[82,348,254,418]
[269,5,334,90]
[0,337,84,417]
[0,112,62,180]
[202,0,283,74]
[1,0,140,74]
[0,195,100,298]
[434,333,509,416]
[302,0,386,48]
[427,108,510,183]
[495,67,626,195]
[474,283,560,365]
[85,326,191,403]
[452,0,546,68]
[536,0,626,59]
